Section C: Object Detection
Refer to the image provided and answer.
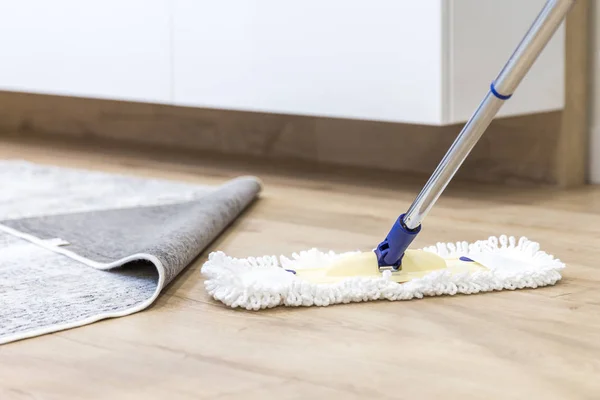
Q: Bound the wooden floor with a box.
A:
[1,137,600,400]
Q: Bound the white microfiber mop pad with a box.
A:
[201,235,565,310]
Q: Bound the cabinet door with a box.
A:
[447,0,565,123]
[172,0,444,124]
[0,0,171,103]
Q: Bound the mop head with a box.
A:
[201,235,565,310]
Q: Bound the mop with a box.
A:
[202,0,574,310]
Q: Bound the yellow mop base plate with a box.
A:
[294,249,486,284]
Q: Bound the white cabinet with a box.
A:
[0,0,565,125]
[172,0,565,125]
[0,0,171,103]
[448,0,565,122]
[172,0,445,124]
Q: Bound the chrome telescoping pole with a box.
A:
[401,0,575,231]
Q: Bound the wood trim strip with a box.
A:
[556,0,590,187]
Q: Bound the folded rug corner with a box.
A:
[0,160,261,345]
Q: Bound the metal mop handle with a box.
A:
[375,0,576,269]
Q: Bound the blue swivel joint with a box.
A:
[374,213,421,270]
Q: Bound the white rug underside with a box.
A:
[0,229,166,345]
[202,235,565,310]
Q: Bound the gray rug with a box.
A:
[0,160,261,345]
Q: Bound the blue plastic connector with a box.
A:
[374,213,421,269]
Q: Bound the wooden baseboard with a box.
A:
[0,90,567,186]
